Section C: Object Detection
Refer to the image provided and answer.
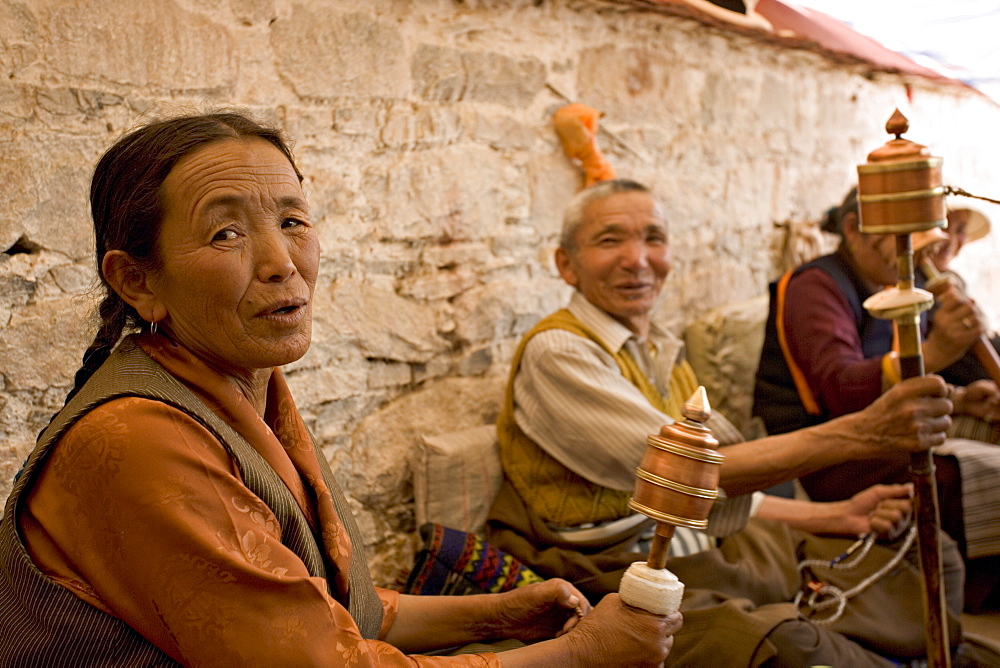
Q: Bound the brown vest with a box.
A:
[0,336,382,665]
[498,309,699,527]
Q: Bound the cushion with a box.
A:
[414,424,503,533]
[402,523,544,596]
[683,294,769,438]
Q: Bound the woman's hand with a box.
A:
[561,594,681,667]
[923,283,985,372]
[953,380,1000,422]
[500,593,681,667]
[488,579,592,642]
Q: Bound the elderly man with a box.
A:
[486,179,967,666]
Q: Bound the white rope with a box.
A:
[793,525,918,626]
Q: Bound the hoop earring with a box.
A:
[150,321,158,336]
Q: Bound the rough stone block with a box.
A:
[332,106,384,138]
[380,105,466,150]
[316,277,448,363]
[229,0,275,26]
[412,44,545,107]
[412,356,452,384]
[577,44,677,121]
[0,296,94,391]
[398,268,477,301]
[472,112,537,150]
[271,7,408,100]
[364,145,511,242]
[1,137,99,260]
[367,360,413,389]
[451,278,565,344]
[0,146,42,254]
[43,0,236,92]
[420,241,492,269]
[527,153,580,239]
[344,375,506,509]
[411,44,466,103]
[462,49,545,106]
[456,346,492,377]
[285,359,367,406]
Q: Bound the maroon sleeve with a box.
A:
[783,267,884,417]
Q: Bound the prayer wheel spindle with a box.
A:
[857,109,950,668]
[618,387,723,615]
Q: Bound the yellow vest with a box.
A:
[497,309,700,527]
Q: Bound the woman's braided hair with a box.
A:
[65,111,302,406]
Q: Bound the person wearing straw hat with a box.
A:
[928,204,992,278]
[919,204,1000,392]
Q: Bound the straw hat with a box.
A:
[911,227,948,253]
[947,201,991,243]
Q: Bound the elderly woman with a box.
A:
[753,186,1000,611]
[0,112,678,665]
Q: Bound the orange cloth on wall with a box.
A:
[553,103,617,188]
[18,334,498,667]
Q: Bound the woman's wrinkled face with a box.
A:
[148,137,319,376]
[853,232,898,287]
[844,212,898,288]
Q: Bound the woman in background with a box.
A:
[753,187,1000,611]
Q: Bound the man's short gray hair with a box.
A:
[560,179,661,251]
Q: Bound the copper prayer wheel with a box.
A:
[857,109,951,668]
[857,109,947,234]
[629,387,723,530]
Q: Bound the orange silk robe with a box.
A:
[19,334,497,666]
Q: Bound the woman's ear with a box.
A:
[102,250,166,324]
[841,211,862,245]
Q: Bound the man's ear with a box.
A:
[554,247,580,288]
[102,250,166,324]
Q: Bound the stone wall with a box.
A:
[2,0,999,585]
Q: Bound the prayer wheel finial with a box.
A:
[886,108,909,138]
[682,386,711,423]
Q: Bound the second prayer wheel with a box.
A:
[628,388,722,530]
[857,109,947,235]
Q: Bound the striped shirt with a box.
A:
[512,292,760,556]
